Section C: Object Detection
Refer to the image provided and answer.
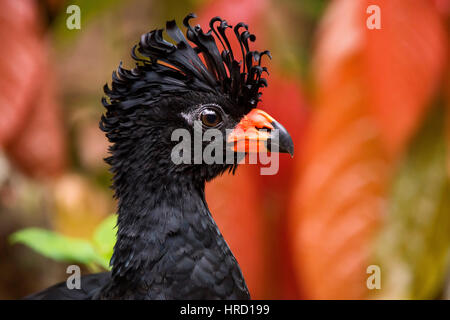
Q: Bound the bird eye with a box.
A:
[200,108,222,127]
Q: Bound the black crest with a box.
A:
[103,13,270,115]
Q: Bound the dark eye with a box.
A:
[200,108,222,127]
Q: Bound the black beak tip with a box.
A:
[270,120,294,157]
[286,141,294,158]
[280,135,294,157]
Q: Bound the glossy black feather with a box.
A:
[25,273,110,300]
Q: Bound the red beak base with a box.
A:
[227,108,294,156]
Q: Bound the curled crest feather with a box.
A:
[102,13,271,121]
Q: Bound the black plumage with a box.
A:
[26,13,291,300]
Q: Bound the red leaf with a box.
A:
[6,56,67,178]
[288,0,448,299]
[289,57,390,299]
[0,0,42,146]
[0,0,66,178]
[365,0,448,157]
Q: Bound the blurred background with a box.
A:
[0,0,449,299]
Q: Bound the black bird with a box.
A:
[26,13,293,300]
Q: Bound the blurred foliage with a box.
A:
[273,0,328,78]
[92,214,117,264]
[288,0,449,299]
[2,0,450,300]
[51,0,122,45]
[10,215,117,272]
[374,104,450,299]
[51,0,203,46]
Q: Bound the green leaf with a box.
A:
[373,105,450,299]
[10,228,99,265]
[9,215,118,271]
[92,214,117,267]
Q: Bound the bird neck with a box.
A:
[108,174,218,288]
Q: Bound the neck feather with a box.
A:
[99,148,249,299]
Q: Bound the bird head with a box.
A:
[101,13,293,184]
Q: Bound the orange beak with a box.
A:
[227,109,294,156]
